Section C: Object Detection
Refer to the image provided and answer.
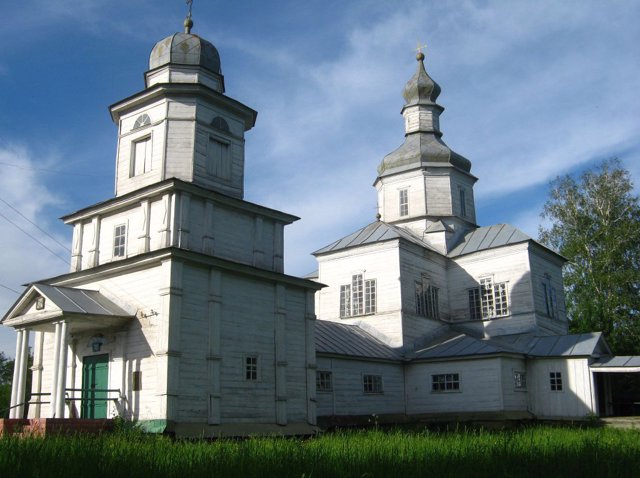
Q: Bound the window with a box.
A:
[399,189,409,217]
[542,274,558,319]
[245,356,258,381]
[340,274,376,317]
[514,371,527,390]
[113,224,127,258]
[550,372,563,391]
[432,373,460,392]
[211,116,230,133]
[131,135,152,176]
[207,137,231,179]
[363,374,383,394]
[468,277,509,320]
[459,187,467,217]
[316,371,333,392]
[35,296,45,310]
[415,275,439,319]
[132,113,151,130]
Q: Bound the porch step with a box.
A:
[0,418,114,437]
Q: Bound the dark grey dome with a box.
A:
[149,33,221,74]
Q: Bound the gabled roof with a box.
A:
[313,220,438,256]
[448,224,532,258]
[2,283,133,327]
[315,320,403,361]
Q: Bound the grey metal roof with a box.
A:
[313,220,438,256]
[34,284,131,317]
[410,332,505,360]
[448,224,532,257]
[591,356,640,368]
[315,320,403,361]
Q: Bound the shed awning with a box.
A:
[590,356,640,373]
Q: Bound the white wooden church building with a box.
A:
[3,19,638,435]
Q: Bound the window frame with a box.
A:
[459,187,467,217]
[244,355,259,382]
[316,370,333,393]
[468,276,509,320]
[431,373,461,393]
[415,275,439,319]
[542,274,558,319]
[339,274,376,318]
[113,224,127,258]
[513,370,527,391]
[399,188,409,217]
[362,374,383,394]
[549,371,563,392]
[130,134,153,177]
[206,135,232,180]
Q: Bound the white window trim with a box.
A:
[415,274,439,319]
[513,370,527,391]
[549,371,563,392]
[130,133,153,177]
[316,370,333,393]
[542,274,558,319]
[399,188,409,217]
[113,222,128,260]
[206,134,232,180]
[339,273,376,318]
[468,275,509,320]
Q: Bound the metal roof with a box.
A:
[591,356,640,368]
[33,284,131,317]
[448,224,532,257]
[315,320,403,361]
[410,332,505,360]
[313,220,438,256]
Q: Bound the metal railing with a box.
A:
[1,389,122,419]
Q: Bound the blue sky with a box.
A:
[1,0,639,356]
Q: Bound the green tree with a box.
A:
[539,159,640,354]
[0,351,14,418]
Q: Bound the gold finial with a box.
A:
[184,0,194,33]
[415,41,427,61]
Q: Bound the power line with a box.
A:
[0,283,20,295]
[0,197,71,253]
[0,161,104,177]
[0,211,70,265]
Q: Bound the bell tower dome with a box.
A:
[374,51,478,253]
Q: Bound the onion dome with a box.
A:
[149,32,221,75]
[402,52,442,107]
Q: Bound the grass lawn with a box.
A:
[1,425,638,477]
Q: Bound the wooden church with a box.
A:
[2,15,321,436]
[3,17,638,435]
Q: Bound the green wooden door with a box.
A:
[81,354,109,419]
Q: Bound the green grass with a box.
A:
[1,426,639,477]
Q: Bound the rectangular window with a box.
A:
[207,137,231,179]
[340,284,352,318]
[245,355,258,381]
[113,224,127,258]
[432,373,460,392]
[399,189,409,216]
[514,371,527,390]
[363,374,383,394]
[542,275,558,319]
[550,372,563,391]
[339,274,376,317]
[459,187,467,217]
[468,277,509,320]
[365,279,376,314]
[415,275,439,319]
[132,135,152,176]
[316,371,333,392]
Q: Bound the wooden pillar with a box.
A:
[70,223,83,272]
[30,331,44,418]
[273,223,284,272]
[253,216,264,268]
[202,200,215,255]
[50,322,61,417]
[87,217,101,267]
[9,329,25,418]
[304,291,317,425]
[159,193,172,248]
[138,199,151,254]
[54,321,68,418]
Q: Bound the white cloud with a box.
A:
[0,144,69,356]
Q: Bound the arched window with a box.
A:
[211,116,230,133]
[133,114,151,130]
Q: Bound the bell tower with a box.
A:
[109,14,256,199]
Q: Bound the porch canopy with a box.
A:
[1,283,134,419]
[590,356,640,373]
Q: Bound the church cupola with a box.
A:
[374,50,478,253]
